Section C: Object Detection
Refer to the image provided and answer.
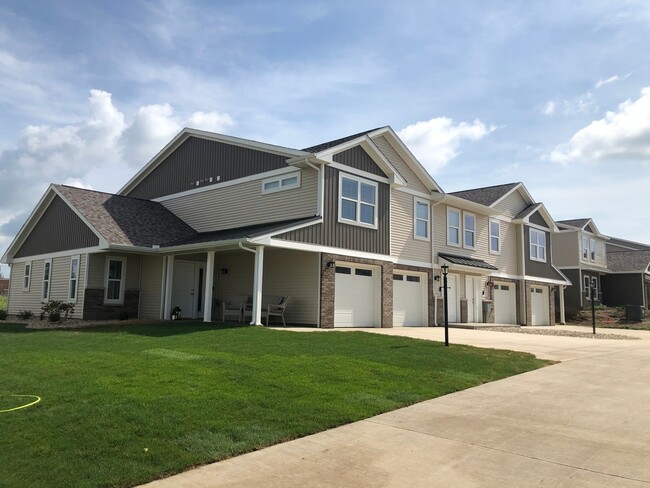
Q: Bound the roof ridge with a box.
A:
[450,181,520,193]
[301,126,387,152]
[54,184,156,203]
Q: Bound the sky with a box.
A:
[1,0,650,277]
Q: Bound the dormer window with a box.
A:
[530,228,546,262]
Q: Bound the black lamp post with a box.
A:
[591,284,597,335]
[441,264,450,347]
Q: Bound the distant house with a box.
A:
[602,236,650,310]
[0,278,8,297]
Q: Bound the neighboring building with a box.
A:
[447,183,570,326]
[553,218,609,317]
[0,277,8,297]
[601,235,650,310]
[1,127,442,327]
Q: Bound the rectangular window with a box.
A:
[584,275,591,299]
[447,207,461,246]
[69,256,80,302]
[262,172,301,194]
[489,219,500,254]
[414,198,430,240]
[105,257,126,304]
[355,269,373,277]
[393,274,404,281]
[338,174,377,228]
[590,238,596,261]
[582,236,589,260]
[406,275,421,283]
[23,262,32,290]
[42,259,52,301]
[335,266,351,275]
[530,228,546,262]
[463,212,476,249]
[591,277,598,300]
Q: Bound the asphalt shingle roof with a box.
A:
[557,218,591,229]
[450,182,520,207]
[606,250,650,273]
[55,185,196,247]
[301,127,385,153]
[162,216,321,247]
[513,203,542,220]
[438,253,498,270]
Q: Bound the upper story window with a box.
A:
[42,259,52,301]
[463,212,476,249]
[590,238,596,261]
[582,236,589,260]
[489,219,500,254]
[583,275,591,297]
[530,228,546,262]
[69,256,80,302]
[338,173,377,228]
[23,262,32,290]
[447,207,461,246]
[262,172,301,194]
[414,198,430,240]
[105,257,126,304]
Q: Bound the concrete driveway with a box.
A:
[141,327,650,487]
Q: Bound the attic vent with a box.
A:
[189,177,217,188]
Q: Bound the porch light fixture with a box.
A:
[327,261,336,269]
[434,275,441,281]
[220,268,229,275]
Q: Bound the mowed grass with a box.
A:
[0,322,550,487]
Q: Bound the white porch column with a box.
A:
[558,285,566,325]
[251,246,265,325]
[204,251,215,322]
[163,255,175,320]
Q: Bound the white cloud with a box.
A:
[186,111,234,134]
[595,73,631,89]
[398,117,496,174]
[562,92,597,115]
[542,101,556,115]
[550,87,650,163]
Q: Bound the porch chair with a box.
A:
[266,296,290,327]
[222,297,244,322]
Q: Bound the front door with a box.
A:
[465,276,482,323]
[172,261,200,319]
[446,273,460,323]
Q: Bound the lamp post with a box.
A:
[441,264,450,347]
[591,284,597,335]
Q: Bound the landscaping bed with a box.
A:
[0,321,550,487]
[568,305,650,331]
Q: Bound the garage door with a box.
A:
[393,272,428,327]
[334,264,380,327]
[530,286,550,325]
[494,282,517,324]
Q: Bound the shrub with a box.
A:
[41,300,74,323]
[17,310,33,320]
[119,311,130,321]
[0,309,7,320]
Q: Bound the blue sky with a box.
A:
[1,0,650,276]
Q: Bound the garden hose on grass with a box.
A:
[0,395,41,413]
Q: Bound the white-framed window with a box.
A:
[591,276,598,299]
[530,228,546,262]
[583,275,590,298]
[581,236,589,260]
[338,173,377,228]
[489,219,500,254]
[23,262,32,291]
[42,259,52,302]
[447,207,461,246]
[69,255,80,303]
[261,171,301,194]
[463,212,476,249]
[590,238,596,261]
[414,197,430,240]
[105,257,126,304]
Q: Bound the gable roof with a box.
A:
[606,250,650,273]
[302,127,385,153]
[606,236,650,251]
[450,182,520,206]
[557,218,591,229]
[512,203,560,232]
[55,185,196,247]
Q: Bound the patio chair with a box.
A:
[266,296,289,327]
[222,298,244,322]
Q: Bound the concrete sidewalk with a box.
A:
[140,328,650,487]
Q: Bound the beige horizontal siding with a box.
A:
[433,205,518,274]
[552,232,578,267]
[372,135,430,193]
[87,253,141,290]
[493,190,529,218]
[215,249,319,325]
[139,255,164,319]
[161,169,318,232]
[391,190,431,263]
[7,255,87,319]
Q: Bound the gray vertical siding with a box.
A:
[602,274,645,307]
[276,166,390,255]
[126,136,291,200]
[561,269,582,312]
[15,196,100,258]
[524,226,565,280]
[529,211,548,228]
[333,146,387,177]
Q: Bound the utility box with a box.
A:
[625,304,644,322]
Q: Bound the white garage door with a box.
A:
[334,264,380,327]
[530,286,550,326]
[393,272,428,327]
[494,282,517,324]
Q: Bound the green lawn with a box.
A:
[0,322,550,487]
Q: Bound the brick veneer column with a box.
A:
[319,253,335,329]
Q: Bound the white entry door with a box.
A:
[465,276,483,323]
[172,260,204,319]
[530,285,550,326]
[494,282,517,324]
[444,273,460,323]
[393,272,428,327]
[334,264,380,327]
